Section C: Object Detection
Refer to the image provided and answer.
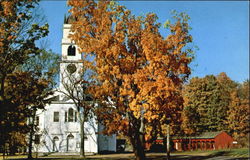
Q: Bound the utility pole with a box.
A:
[166,117,171,160]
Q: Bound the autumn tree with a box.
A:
[1,71,52,156]
[0,0,52,157]
[0,0,48,96]
[0,0,48,111]
[68,1,194,159]
[226,80,249,147]
[0,49,58,158]
[217,72,238,92]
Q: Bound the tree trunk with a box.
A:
[9,143,17,156]
[28,109,36,159]
[128,111,146,160]
[0,75,6,101]
[3,142,6,160]
[166,123,170,160]
[79,113,85,158]
[130,134,146,160]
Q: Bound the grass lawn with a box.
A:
[173,147,249,157]
[177,147,249,157]
[0,148,249,160]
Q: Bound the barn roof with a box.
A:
[173,131,224,140]
[196,131,222,138]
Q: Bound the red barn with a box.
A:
[172,131,234,151]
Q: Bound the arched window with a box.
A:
[53,136,59,141]
[65,108,77,122]
[67,133,74,139]
[68,108,74,122]
[67,45,76,56]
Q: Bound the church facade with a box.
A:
[32,23,116,154]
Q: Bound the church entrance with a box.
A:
[52,136,59,152]
[66,133,75,152]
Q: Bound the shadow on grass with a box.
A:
[146,151,249,160]
[5,151,249,160]
[6,157,250,160]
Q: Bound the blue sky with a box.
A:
[40,1,249,83]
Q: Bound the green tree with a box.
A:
[182,74,234,134]
[0,0,48,101]
[20,48,60,159]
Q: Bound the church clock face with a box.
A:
[67,64,77,74]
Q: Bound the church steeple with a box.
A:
[59,20,83,94]
[61,22,81,61]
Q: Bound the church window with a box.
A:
[68,108,74,122]
[67,64,77,74]
[65,112,68,122]
[34,135,40,144]
[67,133,74,139]
[84,135,88,140]
[67,45,76,56]
[75,111,77,122]
[35,116,39,126]
[76,142,80,148]
[53,112,59,122]
[65,108,77,122]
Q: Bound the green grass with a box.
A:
[173,148,249,158]
[221,148,249,157]
[0,148,249,160]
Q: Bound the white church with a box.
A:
[32,17,116,154]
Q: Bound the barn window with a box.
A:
[67,45,76,56]
[53,112,59,122]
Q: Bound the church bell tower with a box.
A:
[59,16,82,95]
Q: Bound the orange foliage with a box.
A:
[68,0,193,157]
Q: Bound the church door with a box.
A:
[66,134,75,152]
[52,136,59,152]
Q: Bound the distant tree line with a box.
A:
[181,72,249,147]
